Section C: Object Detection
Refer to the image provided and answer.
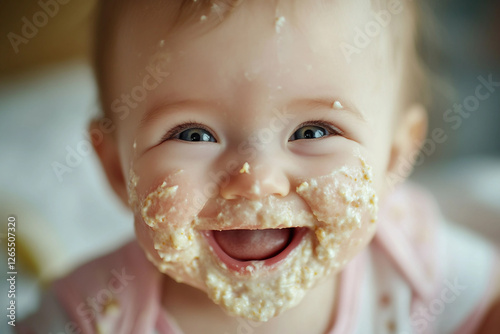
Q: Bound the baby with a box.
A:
[19,0,500,333]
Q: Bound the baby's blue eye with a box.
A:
[177,128,216,142]
[289,125,328,141]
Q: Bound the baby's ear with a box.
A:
[386,104,428,185]
[89,120,130,209]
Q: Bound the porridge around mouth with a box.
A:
[130,155,379,322]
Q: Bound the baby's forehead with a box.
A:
[96,0,419,117]
[110,0,411,65]
[113,0,407,40]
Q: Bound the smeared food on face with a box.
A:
[131,156,378,321]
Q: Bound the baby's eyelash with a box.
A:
[160,121,213,142]
[293,120,344,136]
[159,119,342,144]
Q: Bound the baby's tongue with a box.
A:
[213,229,292,261]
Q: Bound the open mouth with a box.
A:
[203,227,308,272]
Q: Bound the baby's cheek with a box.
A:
[132,175,208,285]
[139,178,204,247]
[296,157,379,262]
[142,183,187,228]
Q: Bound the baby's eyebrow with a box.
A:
[140,98,219,128]
[140,96,366,127]
[290,97,366,122]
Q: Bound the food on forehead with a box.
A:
[332,100,343,110]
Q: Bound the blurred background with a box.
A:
[0,0,499,329]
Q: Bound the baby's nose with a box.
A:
[219,159,290,200]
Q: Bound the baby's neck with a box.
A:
[161,273,339,334]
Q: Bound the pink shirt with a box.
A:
[18,183,499,333]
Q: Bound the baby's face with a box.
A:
[107,0,406,321]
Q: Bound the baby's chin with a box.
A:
[139,224,371,322]
[135,204,376,321]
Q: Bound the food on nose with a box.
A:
[213,228,293,261]
[239,162,250,174]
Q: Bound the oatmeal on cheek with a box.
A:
[114,0,399,324]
